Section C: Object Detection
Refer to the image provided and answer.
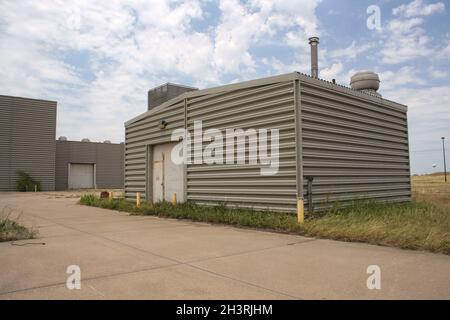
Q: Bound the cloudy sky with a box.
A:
[0,0,449,174]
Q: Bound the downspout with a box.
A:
[293,77,304,223]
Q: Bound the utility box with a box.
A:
[148,83,197,110]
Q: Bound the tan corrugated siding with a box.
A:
[124,80,298,211]
[124,72,411,213]
[124,100,185,199]
[185,81,297,212]
[299,77,411,210]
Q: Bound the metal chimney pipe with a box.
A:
[308,36,319,78]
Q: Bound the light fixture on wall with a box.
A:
[159,120,167,129]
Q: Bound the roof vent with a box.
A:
[103,140,111,144]
[58,136,67,141]
[81,138,90,142]
[308,37,320,79]
[350,71,381,97]
[148,83,198,111]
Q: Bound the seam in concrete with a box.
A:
[184,238,318,265]
[3,210,307,299]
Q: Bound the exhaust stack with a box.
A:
[308,37,319,78]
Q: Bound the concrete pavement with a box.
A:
[0,192,449,299]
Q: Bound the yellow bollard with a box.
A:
[136,192,141,208]
[109,191,113,202]
[171,193,177,206]
[297,198,304,224]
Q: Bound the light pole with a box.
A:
[442,137,447,182]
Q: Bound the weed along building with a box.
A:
[124,38,411,213]
[0,95,125,191]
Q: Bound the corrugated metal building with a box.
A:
[55,139,124,190]
[124,71,410,212]
[1,94,124,192]
[0,95,57,191]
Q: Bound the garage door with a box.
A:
[69,163,95,189]
[152,143,184,202]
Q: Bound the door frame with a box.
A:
[67,162,96,189]
[146,142,184,204]
[145,145,153,203]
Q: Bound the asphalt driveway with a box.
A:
[0,192,449,299]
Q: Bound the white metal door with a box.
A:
[69,163,95,189]
[152,143,184,202]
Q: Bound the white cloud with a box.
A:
[378,66,425,91]
[329,41,372,60]
[380,17,432,64]
[384,85,450,144]
[213,0,321,74]
[0,0,322,142]
[392,0,445,17]
[430,69,448,79]
[380,1,446,64]
[319,62,343,81]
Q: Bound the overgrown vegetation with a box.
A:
[0,208,37,242]
[80,178,450,255]
[16,170,41,192]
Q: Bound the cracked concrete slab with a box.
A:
[0,192,449,299]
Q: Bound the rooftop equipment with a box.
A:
[148,83,198,110]
[308,36,320,78]
[350,71,381,97]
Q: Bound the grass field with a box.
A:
[412,174,450,208]
[80,174,450,254]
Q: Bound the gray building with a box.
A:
[55,139,124,190]
[0,95,57,191]
[1,95,124,191]
[124,39,410,212]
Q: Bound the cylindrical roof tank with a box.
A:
[350,71,380,91]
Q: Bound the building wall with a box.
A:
[299,75,411,210]
[125,75,299,212]
[124,72,411,212]
[125,99,186,199]
[0,95,56,191]
[55,140,124,190]
[186,81,297,212]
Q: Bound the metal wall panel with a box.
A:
[124,72,411,213]
[124,75,299,211]
[185,81,297,212]
[125,100,185,199]
[0,95,56,191]
[299,75,411,210]
[55,140,124,190]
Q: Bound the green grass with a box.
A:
[0,217,37,242]
[79,194,450,254]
